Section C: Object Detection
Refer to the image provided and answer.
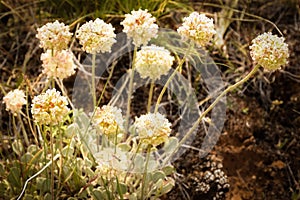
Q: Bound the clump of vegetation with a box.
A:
[1,0,297,200]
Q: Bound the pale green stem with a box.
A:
[154,45,192,113]
[12,115,21,152]
[163,64,260,165]
[141,145,151,200]
[92,53,97,107]
[55,78,74,109]
[125,46,138,131]
[17,113,29,146]
[98,61,117,107]
[50,125,55,200]
[147,81,155,112]
[56,125,63,199]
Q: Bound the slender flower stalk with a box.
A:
[76,18,116,107]
[163,64,261,165]
[92,53,97,107]
[147,81,155,112]
[125,46,138,131]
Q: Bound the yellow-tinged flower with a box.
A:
[76,18,116,54]
[177,12,216,47]
[121,9,158,47]
[36,20,72,51]
[31,89,69,125]
[41,50,77,79]
[135,45,174,80]
[92,105,124,137]
[250,32,289,71]
[3,89,26,115]
[134,112,171,147]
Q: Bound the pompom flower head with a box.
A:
[41,50,77,79]
[31,89,69,125]
[134,112,171,147]
[135,45,174,80]
[177,12,216,47]
[121,9,158,47]
[92,105,124,138]
[36,20,72,51]
[249,32,289,71]
[3,89,26,115]
[76,18,116,54]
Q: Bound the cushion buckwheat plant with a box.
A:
[76,18,116,54]
[121,9,158,47]
[3,89,26,116]
[92,105,125,138]
[177,12,216,47]
[249,32,289,71]
[135,45,175,80]
[41,49,77,79]
[31,88,69,125]
[36,20,73,51]
[134,112,172,147]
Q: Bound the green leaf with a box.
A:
[12,140,24,156]
[23,194,34,200]
[162,165,175,176]
[28,149,43,165]
[152,171,165,183]
[90,188,105,200]
[0,162,5,176]
[160,178,175,194]
[44,193,52,200]
[134,154,144,172]
[21,152,33,163]
[0,182,8,195]
[7,167,21,188]
[163,137,178,154]
[62,146,74,157]
[37,177,50,194]
[27,144,39,154]
[117,143,131,152]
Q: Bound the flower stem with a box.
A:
[92,53,97,107]
[50,125,55,200]
[164,64,260,165]
[17,114,29,146]
[147,81,155,112]
[154,45,192,113]
[125,46,138,131]
[141,145,151,200]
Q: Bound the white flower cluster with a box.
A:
[41,50,77,79]
[76,18,116,54]
[134,112,171,147]
[135,45,174,80]
[3,89,26,115]
[31,89,69,125]
[121,9,158,47]
[92,105,124,137]
[177,12,216,47]
[36,20,72,51]
[250,32,289,71]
